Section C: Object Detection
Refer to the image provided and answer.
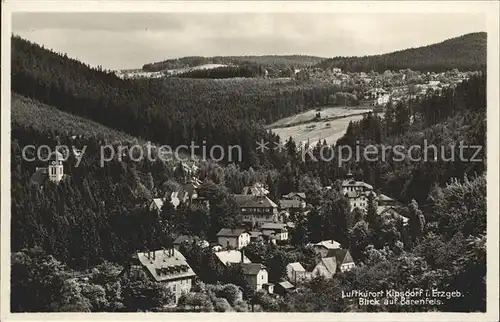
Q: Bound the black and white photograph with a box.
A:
[1,1,499,320]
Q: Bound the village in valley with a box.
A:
[30,151,410,308]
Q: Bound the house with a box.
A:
[282,192,306,201]
[312,239,341,258]
[233,194,279,225]
[278,199,305,212]
[149,198,166,213]
[274,281,295,296]
[310,256,337,279]
[173,235,209,250]
[377,193,397,207]
[286,262,307,284]
[259,223,288,241]
[326,249,355,272]
[214,250,251,267]
[261,231,277,245]
[211,245,223,252]
[262,283,274,294]
[365,88,390,106]
[377,206,409,226]
[30,150,66,187]
[248,231,263,243]
[216,228,250,250]
[342,171,375,211]
[172,161,199,180]
[170,179,209,209]
[241,182,269,196]
[125,248,196,303]
[241,263,268,291]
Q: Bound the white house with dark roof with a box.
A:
[126,248,197,303]
[233,194,279,225]
[241,263,268,291]
[216,228,250,250]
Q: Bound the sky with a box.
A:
[12,12,486,70]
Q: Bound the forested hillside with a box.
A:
[316,32,486,72]
[142,55,324,73]
[10,33,487,313]
[12,36,338,168]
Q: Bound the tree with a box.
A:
[436,175,486,240]
[52,279,92,312]
[348,220,370,263]
[366,192,378,230]
[213,297,232,312]
[11,247,69,312]
[122,278,174,311]
[408,199,426,245]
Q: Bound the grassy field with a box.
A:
[268,106,372,128]
[270,113,367,146]
[268,106,372,145]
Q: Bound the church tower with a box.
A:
[48,150,64,183]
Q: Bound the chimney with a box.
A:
[152,251,155,260]
[145,251,150,260]
[241,249,245,263]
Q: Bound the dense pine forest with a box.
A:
[316,32,486,72]
[10,33,487,313]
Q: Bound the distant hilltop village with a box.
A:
[116,62,478,110]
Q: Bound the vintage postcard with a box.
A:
[1,1,499,322]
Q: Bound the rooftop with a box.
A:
[241,263,267,276]
[136,249,196,282]
[241,183,269,196]
[282,192,306,200]
[377,194,394,202]
[277,281,294,289]
[260,223,287,231]
[151,198,165,210]
[342,180,374,190]
[319,257,338,274]
[287,262,306,272]
[30,167,48,186]
[216,228,248,237]
[215,250,251,266]
[233,195,278,208]
[326,249,354,265]
[279,199,303,209]
[314,240,341,250]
